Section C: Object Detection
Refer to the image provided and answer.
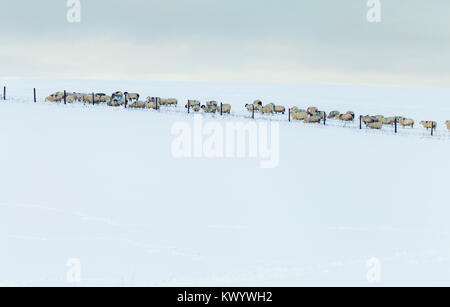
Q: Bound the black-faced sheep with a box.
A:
[274,105,286,114]
[420,121,437,130]
[307,107,318,116]
[186,100,201,108]
[339,113,354,122]
[124,92,140,102]
[399,118,414,128]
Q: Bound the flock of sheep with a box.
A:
[45,91,450,132]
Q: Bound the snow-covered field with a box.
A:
[1,79,450,286]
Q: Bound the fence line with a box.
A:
[2,90,449,140]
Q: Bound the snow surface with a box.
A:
[1,79,450,286]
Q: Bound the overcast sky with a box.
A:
[0,0,449,87]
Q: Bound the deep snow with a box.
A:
[1,79,450,286]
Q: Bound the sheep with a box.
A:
[367,122,383,130]
[108,97,124,107]
[399,118,414,128]
[146,97,160,103]
[245,100,263,112]
[259,104,275,115]
[382,117,396,126]
[304,115,322,123]
[339,113,354,122]
[191,105,201,112]
[420,121,437,130]
[78,94,91,103]
[124,92,140,102]
[129,101,147,109]
[290,107,300,114]
[46,92,80,103]
[307,107,318,116]
[446,120,450,131]
[327,111,340,119]
[317,111,326,119]
[274,105,286,114]
[245,103,260,112]
[253,100,263,107]
[45,94,61,102]
[100,95,111,103]
[85,95,101,104]
[220,104,231,114]
[112,91,123,99]
[374,115,384,122]
[346,111,355,118]
[206,101,218,108]
[161,98,178,106]
[291,111,308,121]
[145,101,158,110]
[201,105,218,114]
[361,115,376,124]
[290,107,306,115]
[45,92,67,102]
[185,100,201,108]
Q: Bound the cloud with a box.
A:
[1,0,450,87]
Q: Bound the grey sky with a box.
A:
[1,0,449,87]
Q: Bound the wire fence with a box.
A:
[1,86,449,141]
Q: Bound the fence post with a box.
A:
[324,112,326,126]
[359,115,362,129]
[188,100,190,114]
[64,90,67,104]
[34,88,36,103]
[252,105,255,119]
[156,98,159,111]
[395,118,397,134]
[92,93,95,105]
[3,86,6,100]
[125,94,128,108]
[220,103,223,116]
[431,123,434,136]
[288,108,291,122]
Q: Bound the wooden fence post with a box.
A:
[64,90,67,104]
[288,108,291,122]
[92,93,95,105]
[252,105,255,119]
[431,123,434,136]
[324,112,326,126]
[3,86,6,100]
[33,88,36,103]
[395,118,397,134]
[188,100,190,114]
[359,115,362,129]
[220,103,223,116]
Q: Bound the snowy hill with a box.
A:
[1,79,450,286]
